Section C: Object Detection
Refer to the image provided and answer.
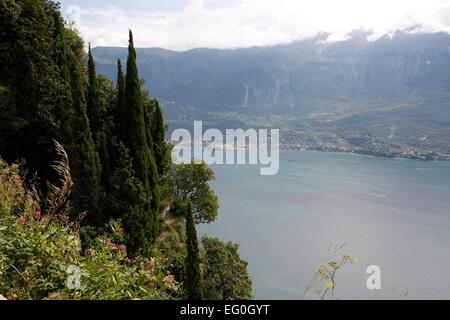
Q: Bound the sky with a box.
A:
[59,0,450,51]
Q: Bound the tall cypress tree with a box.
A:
[87,44,100,136]
[109,142,151,256]
[121,30,160,241]
[115,58,125,138]
[150,99,168,176]
[185,201,203,300]
[121,31,151,190]
[65,31,103,225]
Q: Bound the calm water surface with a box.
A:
[198,151,450,299]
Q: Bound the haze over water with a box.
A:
[199,151,450,299]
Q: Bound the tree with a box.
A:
[121,30,151,191]
[0,0,63,188]
[86,44,100,136]
[94,76,116,189]
[120,30,160,240]
[169,162,219,224]
[65,28,103,225]
[109,142,151,256]
[184,201,203,300]
[150,99,170,176]
[52,11,74,142]
[201,236,252,300]
[114,59,125,138]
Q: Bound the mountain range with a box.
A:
[93,30,450,159]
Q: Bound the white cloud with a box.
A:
[65,0,450,50]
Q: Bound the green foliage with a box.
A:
[0,214,182,300]
[0,0,64,187]
[168,162,219,224]
[118,31,160,241]
[86,44,100,136]
[114,59,126,138]
[0,213,80,300]
[67,232,182,300]
[0,159,26,217]
[149,99,170,176]
[121,31,151,191]
[201,236,253,300]
[184,201,203,300]
[0,2,253,300]
[65,28,103,225]
[0,160,182,300]
[108,142,152,256]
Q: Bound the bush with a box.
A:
[0,158,27,217]
[0,213,80,300]
[0,213,183,300]
[0,157,183,300]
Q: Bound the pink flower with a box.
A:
[115,244,126,253]
[144,258,155,270]
[105,239,116,250]
[17,216,26,225]
[123,257,132,266]
[117,227,125,236]
[171,284,179,291]
[32,211,41,220]
[163,275,175,284]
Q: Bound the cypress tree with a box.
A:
[114,58,126,140]
[109,142,151,256]
[65,31,103,225]
[52,11,74,147]
[87,44,100,136]
[121,30,160,241]
[150,99,169,175]
[185,201,203,300]
[122,30,151,190]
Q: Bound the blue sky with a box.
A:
[59,0,450,50]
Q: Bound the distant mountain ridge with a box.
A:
[93,30,450,159]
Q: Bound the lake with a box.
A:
[198,151,450,300]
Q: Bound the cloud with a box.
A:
[63,0,450,50]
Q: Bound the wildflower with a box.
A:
[123,257,132,266]
[17,216,26,225]
[171,284,178,291]
[84,248,93,256]
[32,211,42,220]
[117,227,125,236]
[163,275,175,284]
[105,239,116,250]
[115,244,126,253]
[144,258,155,270]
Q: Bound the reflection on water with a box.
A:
[199,151,450,299]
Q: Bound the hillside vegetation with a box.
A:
[0,0,251,300]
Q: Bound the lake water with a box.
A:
[198,151,450,300]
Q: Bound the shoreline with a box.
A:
[279,146,450,162]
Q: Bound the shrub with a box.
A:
[0,213,183,300]
[0,147,183,300]
[0,158,26,217]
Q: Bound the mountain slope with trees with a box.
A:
[0,0,251,300]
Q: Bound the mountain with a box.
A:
[93,30,450,159]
